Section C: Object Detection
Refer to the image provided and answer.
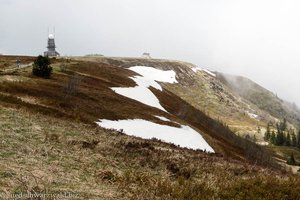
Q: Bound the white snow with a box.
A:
[97,119,214,152]
[203,69,216,77]
[192,67,216,77]
[155,115,171,122]
[191,66,202,73]
[112,66,178,112]
[247,112,258,119]
[130,66,178,90]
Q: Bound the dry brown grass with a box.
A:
[1,106,299,199]
[0,59,171,125]
[0,55,35,70]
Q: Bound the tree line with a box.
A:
[264,119,300,166]
[264,118,300,148]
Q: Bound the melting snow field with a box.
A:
[101,66,214,152]
[97,119,214,153]
[112,66,177,112]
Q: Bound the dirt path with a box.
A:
[0,63,32,75]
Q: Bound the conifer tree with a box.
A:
[291,130,297,147]
[264,123,271,141]
[270,130,276,144]
[287,153,296,165]
[279,118,287,132]
[285,132,291,146]
[32,55,52,78]
[276,123,285,145]
[297,129,300,148]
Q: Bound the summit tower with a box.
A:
[44,33,60,57]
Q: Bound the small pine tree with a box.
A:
[297,130,300,148]
[283,132,287,146]
[264,123,271,141]
[276,123,285,145]
[287,153,296,165]
[285,132,291,146]
[279,118,287,132]
[32,55,52,78]
[270,130,276,144]
[291,130,297,147]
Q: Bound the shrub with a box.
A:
[64,74,80,96]
[287,153,297,165]
[32,55,52,78]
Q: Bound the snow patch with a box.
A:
[97,119,214,152]
[247,112,258,119]
[192,66,216,77]
[155,115,171,122]
[130,66,178,90]
[192,66,202,73]
[112,66,177,112]
[203,69,216,77]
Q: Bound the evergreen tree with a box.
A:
[279,118,287,132]
[276,123,285,145]
[32,55,52,78]
[270,130,276,144]
[290,129,297,147]
[287,153,296,165]
[285,132,291,146]
[297,129,300,148]
[264,123,271,141]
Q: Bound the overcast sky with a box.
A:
[1,0,300,105]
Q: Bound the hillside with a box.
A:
[0,55,300,199]
[216,72,300,126]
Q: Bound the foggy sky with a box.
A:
[1,0,300,105]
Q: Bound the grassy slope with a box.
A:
[163,71,265,135]
[1,106,300,199]
[0,55,35,70]
[0,55,300,199]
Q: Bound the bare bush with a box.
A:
[64,74,81,97]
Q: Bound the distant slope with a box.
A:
[216,72,300,126]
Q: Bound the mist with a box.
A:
[1,0,300,105]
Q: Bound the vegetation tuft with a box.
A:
[32,55,52,78]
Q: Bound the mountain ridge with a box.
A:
[216,71,300,127]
